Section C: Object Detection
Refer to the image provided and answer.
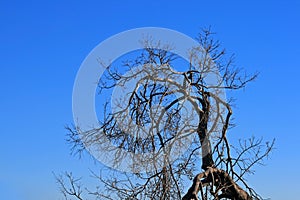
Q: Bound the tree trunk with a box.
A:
[182,168,252,200]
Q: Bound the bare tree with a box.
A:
[58,28,274,200]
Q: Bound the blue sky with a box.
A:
[0,1,300,199]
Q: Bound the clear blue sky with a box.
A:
[0,1,299,199]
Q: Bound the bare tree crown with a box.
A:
[60,28,274,200]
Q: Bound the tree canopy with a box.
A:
[58,28,274,200]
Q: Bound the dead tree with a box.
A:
[59,28,274,200]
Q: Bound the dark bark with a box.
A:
[182,168,252,200]
[198,93,214,170]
